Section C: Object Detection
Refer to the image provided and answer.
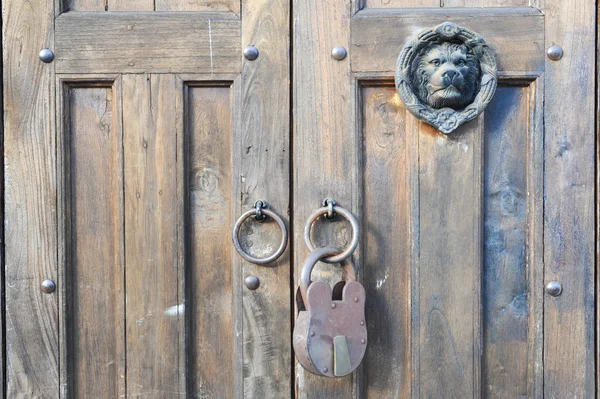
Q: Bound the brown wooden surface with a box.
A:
[240,0,291,396]
[186,84,236,398]
[294,0,552,397]
[55,12,241,74]
[360,85,411,399]
[482,84,544,398]
[3,0,58,395]
[63,83,126,398]
[156,0,240,14]
[123,74,183,397]
[351,8,544,77]
[3,0,598,397]
[543,0,596,396]
[293,0,357,396]
[417,119,483,398]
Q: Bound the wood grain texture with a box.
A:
[543,0,596,396]
[123,74,183,397]
[360,0,438,9]
[293,0,357,396]
[156,0,240,14]
[417,119,483,398]
[186,84,235,398]
[351,8,544,77]
[3,0,58,395]
[482,85,543,398]
[442,0,526,6]
[62,84,126,398]
[240,0,291,397]
[108,0,154,11]
[66,0,105,11]
[55,12,241,74]
[359,85,410,399]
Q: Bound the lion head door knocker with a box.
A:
[395,21,498,134]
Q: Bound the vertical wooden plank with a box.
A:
[417,119,483,399]
[155,0,240,14]
[360,85,410,399]
[294,0,356,396]
[482,86,529,397]
[186,84,234,398]
[3,0,58,395]
[63,84,126,398]
[240,0,291,397]
[122,74,183,397]
[108,0,154,11]
[543,0,596,396]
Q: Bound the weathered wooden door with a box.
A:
[3,0,596,397]
[3,0,292,397]
[292,0,595,398]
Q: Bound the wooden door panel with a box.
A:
[356,83,543,398]
[5,0,290,396]
[58,80,126,398]
[294,0,593,397]
[121,74,183,396]
[186,82,236,398]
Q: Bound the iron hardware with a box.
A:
[293,246,367,378]
[232,201,288,264]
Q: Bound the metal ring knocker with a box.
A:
[303,200,360,264]
[232,201,288,265]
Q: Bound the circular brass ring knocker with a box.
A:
[232,202,288,265]
[303,203,360,264]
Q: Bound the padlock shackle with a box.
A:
[299,246,357,304]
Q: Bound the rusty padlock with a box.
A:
[293,246,367,377]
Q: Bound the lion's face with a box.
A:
[411,42,480,110]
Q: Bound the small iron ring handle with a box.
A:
[303,203,359,264]
[232,205,288,265]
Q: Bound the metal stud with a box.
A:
[323,367,328,373]
[41,279,56,294]
[545,281,562,297]
[310,331,315,337]
[244,275,260,290]
[331,46,347,61]
[39,48,55,63]
[547,45,563,61]
[243,45,259,61]
[361,339,366,344]
[331,303,336,309]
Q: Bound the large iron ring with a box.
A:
[232,206,288,265]
[303,204,359,264]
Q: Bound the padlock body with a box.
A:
[293,280,367,378]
